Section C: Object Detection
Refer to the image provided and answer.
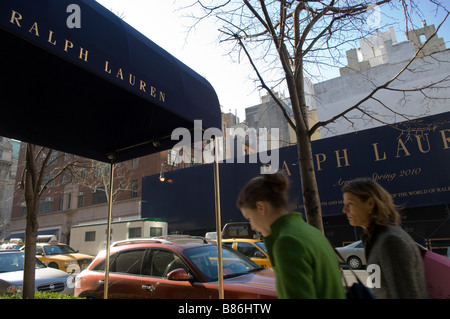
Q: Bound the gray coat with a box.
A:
[362,224,428,299]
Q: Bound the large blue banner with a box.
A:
[142,112,450,232]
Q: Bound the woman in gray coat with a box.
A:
[341,178,428,299]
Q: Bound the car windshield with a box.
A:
[254,241,268,253]
[44,245,77,255]
[0,252,46,273]
[184,245,263,282]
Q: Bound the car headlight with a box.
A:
[62,261,77,266]
[6,285,23,294]
[74,271,86,289]
[67,274,76,289]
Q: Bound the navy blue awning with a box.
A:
[5,228,60,241]
[0,0,221,162]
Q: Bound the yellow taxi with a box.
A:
[222,238,272,268]
[34,243,94,273]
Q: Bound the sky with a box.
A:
[96,0,260,121]
[95,0,450,122]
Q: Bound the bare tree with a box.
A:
[70,159,137,205]
[183,0,449,232]
[19,144,77,299]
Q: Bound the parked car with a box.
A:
[0,250,74,295]
[335,240,366,269]
[221,238,272,268]
[0,238,24,250]
[21,243,94,273]
[222,222,260,239]
[75,236,277,299]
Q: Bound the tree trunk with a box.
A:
[296,132,324,233]
[23,199,38,299]
[22,144,38,299]
[285,55,324,232]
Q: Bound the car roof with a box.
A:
[0,249,22,254]
[109,236,214,253]
[221,238,262,243]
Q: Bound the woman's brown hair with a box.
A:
[341,178,401,228]
[236,172,290,210]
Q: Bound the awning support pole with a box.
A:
[213,137,224,299]
[103,159,115,300]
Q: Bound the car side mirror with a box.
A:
[254,251,265,258]
[167,268,192,282]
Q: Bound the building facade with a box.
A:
[0,137,19,240]
[7,143,168,244]
[315,25,449,137]
[5,113,237,245]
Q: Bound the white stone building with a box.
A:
[314,25,449,137]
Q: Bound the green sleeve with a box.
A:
[272,235,317,299]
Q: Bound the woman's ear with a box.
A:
[255,201,266,214]
[367,197,375,212]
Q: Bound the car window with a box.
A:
[184,245,261,282]
[142,249,188,278]
[355,242,364,248]
[254,241,268,253]
[0,253,46,273]
[236,242,260,258]
[112,249,145,275]
[92,253,113,271]
[43,244,77,255]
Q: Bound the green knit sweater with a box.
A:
[264,213,346,299]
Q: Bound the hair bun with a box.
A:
[263,172,289,193]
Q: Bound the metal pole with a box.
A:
[213,137,224,299]
[103,160,115,300]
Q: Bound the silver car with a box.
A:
[335,240,366,269]
[0,250,74,295]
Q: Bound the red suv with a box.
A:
[74,236,277,299]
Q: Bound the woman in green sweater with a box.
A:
[237,172,345,299]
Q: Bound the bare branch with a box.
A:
[309,11,450,134]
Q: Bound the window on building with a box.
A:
[38,199,53,214]
[132,158,139,169]
[42,174,56,188]
[80,168,87,179]
[78,192,85,207]
[150,227,163,237]
[128,227,141,238]
[66,193,71,210]
[168,149,180,167]
[92,188,107,205]
[59,196,64,211]
[131,180,138,198]
[85,231,96,242]
[49,151,58,166]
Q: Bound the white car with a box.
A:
[0,250,74,295]
[335,240,367,269]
